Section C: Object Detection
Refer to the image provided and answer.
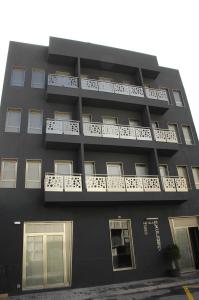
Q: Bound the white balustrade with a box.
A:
[86,176,107,192]
[98,81,114,93]
[46,120,79,135]
[145,88,169,102]
[119,126,136,140]
[142,177,161,192]
[157,89,169,101]
[106,176,126,192]
[83,122,102,137]
[114,83,130,95]
[45,174,82,192]
[81,78,98,91]
[135,128,152,141]
[145,88,158,99]
[102,124,120,138]
[125,176,144,192]
[162,176,188,192]
[154,129,178,143]
[48,74,78,88]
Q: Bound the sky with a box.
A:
[0,0,199,133]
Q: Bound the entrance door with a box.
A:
[23,222,72,290]
[159,165,169,177]
[189,227,199,269]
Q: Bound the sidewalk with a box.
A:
[10,272,199,300]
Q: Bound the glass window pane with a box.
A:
[26,236,44,287]
[25,160,41,189]
[55,161,73,175]
[192,167,199,189]
[47,235,65,285]
[0,160,17,188]
[28,111,43,134]
[109,220,135,270]
[84,162,95,175]
[103,117,117,125]
[82,115,91,123]
[11,67,25,86]
[54,112,71,121]
[31,69,45,88]
[182,125,193,145]
[5,109,21,133]
[173,90,184,107]
[159,165,169,177]
[107,164,122,175]
[135,164,148,176]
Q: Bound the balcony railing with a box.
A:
[83,123,152,141]
[86,175,161,192]
[48,74,78,88]
[153,129,178,143]
[45,173,82,192]
[46,119,80,135]
[162,176,188,192]
[81,78,144,98]
[145,88,169,102]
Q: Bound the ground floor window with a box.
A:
[22,221,73,290]
[109,219,136,271]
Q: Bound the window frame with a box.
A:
[31,68,45,89]
[176,165,191,189]
[135,163,148,176]
[172,89,184,107]
[0,159,18,188]
[181,124,195,145]
[84,161,96,175]
[167,122,181,143]
[25,159,42,189]
[128,119,142,127]
[102,116,118,125]
[54,160,73,175]
[5,108,22,133]
[27,109,43,134]
[82,114,92,123]
[10,66,26,87]
[54,111,72,121]
[106,162,124,176]
[109,219,136,272]
[159,164,169,177]
[191,166,199,190]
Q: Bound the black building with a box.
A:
[0,37,199,295]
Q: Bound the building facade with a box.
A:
[0,37,199,295]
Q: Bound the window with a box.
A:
[173,90,184,107]
[54,161,73,175]
[129,119,141,127]
[22,221,73,290]
[11,66,25,86]
[28,110,43,134]
[168,123,179,142]
[109,219,135,271]
[159,164,169,177]
[5,108,21,133]
[82,114,92,123]
[177,166,190,188]
[25,160,41,189]
[102,116,117,125]
[107,163,123,176]
[135,163,148,176]
[192,167,199,189]
[84,161,95,175]
[0,159,17,188]
[54,112,72,121]
[31,68,45,89]
[151,121,159,129]
[182,125,194,145]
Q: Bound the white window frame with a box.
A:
[54,111,72,121]
[28,110,43,134]
[106,162,124,176]
[54,160,73,175]
[0,159,18,188]
[159,164,169,177]
[176,165,191,188]
[82,114,92,123]
[182,124,194,145]
[25,160,42,189]
[191,166,199,189]
[173,89,184,107]
[129,119,142,127]
[102,116,118,125]
[135,163,148,176]
[31,68,45,89]
[10,66,25,87]
[84,161,96,175]
[167,122,180,143]
[5,108,22,133]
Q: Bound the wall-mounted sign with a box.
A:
[143,218,161,251]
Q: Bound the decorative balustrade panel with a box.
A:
[46,120,63,134]
[106,176,126,192]
[64,175,82,192]
[81,79,98,91]
[102,124,120,138]
[162,177,176,192]
[135,128,152,141]
[157,89,169,101]
[145,88,158,99]
[175,178,188,192]
[45,175,64,192]
[114,83,129,95]
[98,81,114,93]
[63,121,79,135]
[142,177,161,192]
[125,177,144,192]
[165,130,178,143]
[129,86,144,97]
[86,176,107,192]
[48,75,78,88]
[119,126,136,140]
[153,129,167,142]
[83,123,102,137]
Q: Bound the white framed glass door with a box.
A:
[107,163,123,176]
[159,164,169,177]
[135,164,148,176]
[54,161,73,175]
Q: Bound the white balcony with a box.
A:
[46,119,80,135]
[83,122,152,141]
[162,176,188,192]
[81,78,144,98]
[86,175,161,192]
[48,74,78,88]
[153,129,178,143]
[145,88,169,102]
[45,174,82,192]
